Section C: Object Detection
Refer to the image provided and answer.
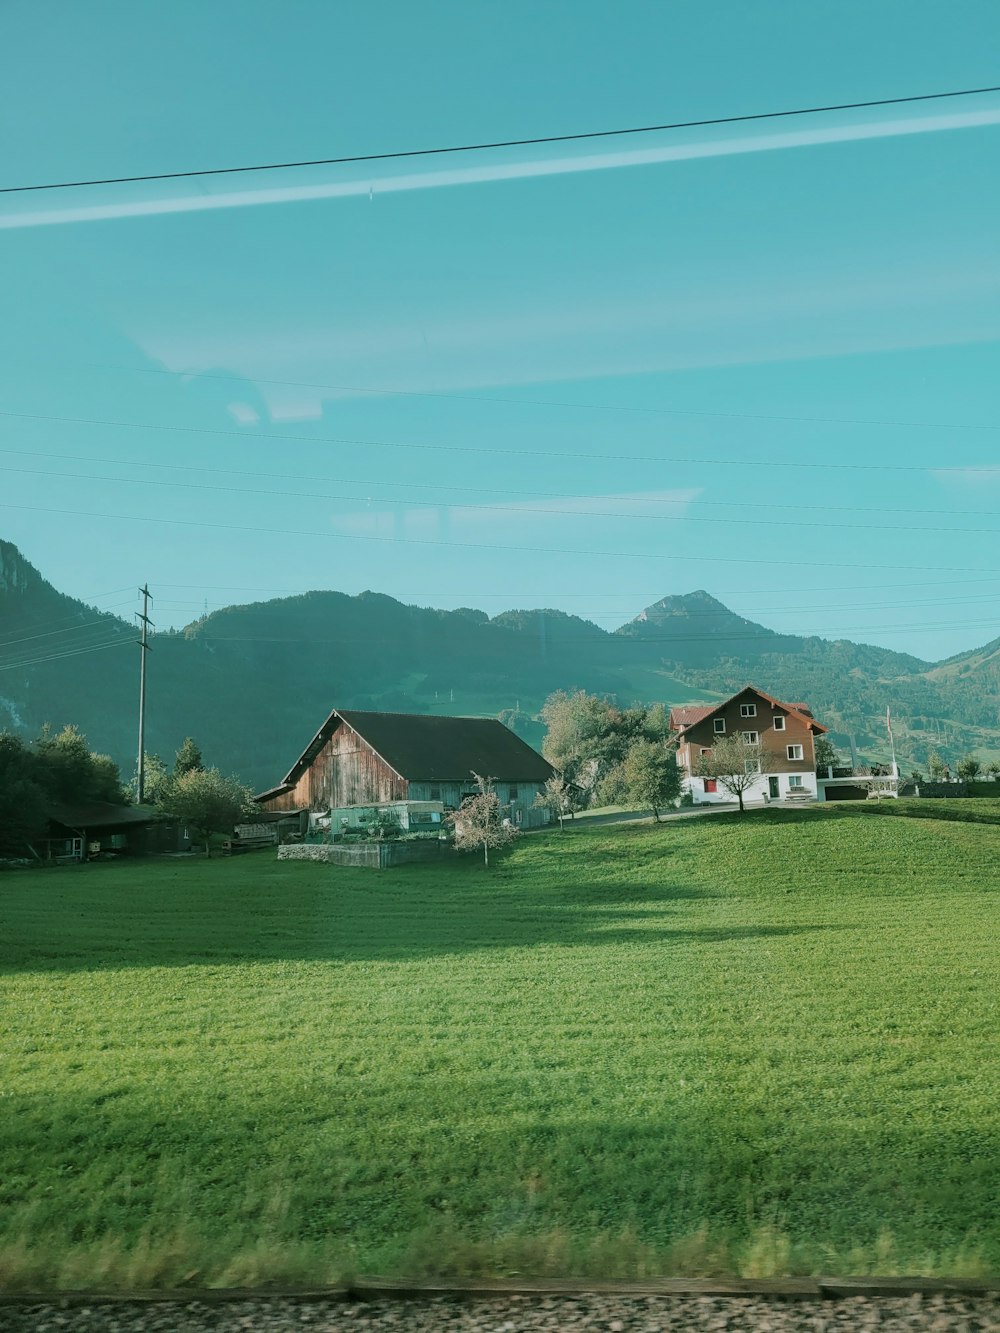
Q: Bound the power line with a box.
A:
[1,408,996,474]
[0,637,132,673]
[6,460,1000,539]
[96,361,1000,435]
[3,447,998,520]
[4,84,999,195]
[0,613,132,650]
[4,499,1000,578]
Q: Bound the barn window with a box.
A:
[787,744,804,761]
[508,785,518,801]
[713,718,726,733]
[742,731,759,745]
[773,716,786,731]
[740,703,757,717]
[429,785,441,801]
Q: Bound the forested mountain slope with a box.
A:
[2,540,998,788]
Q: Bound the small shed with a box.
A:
[41,801,185,862]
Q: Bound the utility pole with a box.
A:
[136,585,154,804]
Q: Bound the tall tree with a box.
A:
[33,725,126,803]
[0,733,48,857]
[174,737,204,777]
[957,753,982,783]
[540,691,673,805]
[159,768,256,857]
[601,739,681,821]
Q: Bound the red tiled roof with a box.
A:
[669,705,716,729]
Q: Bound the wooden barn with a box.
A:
[256,709,555,828]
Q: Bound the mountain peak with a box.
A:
[633,590,731,623]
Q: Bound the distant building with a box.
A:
[40,801,187,862]
[256,709,555,828]
[671,685,828,805]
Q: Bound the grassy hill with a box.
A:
[2,802,997,1288]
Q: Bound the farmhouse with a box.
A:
[671,685,828,805]
[256,709,555,828]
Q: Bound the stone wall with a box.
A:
[277,841,446,869]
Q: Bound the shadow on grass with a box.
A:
[0,854,849,972]
[1,1089,996,1283]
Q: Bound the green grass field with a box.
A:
[1,802,998,1289]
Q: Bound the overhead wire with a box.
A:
[4,499,1000,578]
[0,407,996,474]
[90,361,1000,435]
[5,461,1000,539]
[4,83,998,195]
[2,447,999,522]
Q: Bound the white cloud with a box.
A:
[328,488,702,539]
[4,105,1000,230]
[226,401,260,425]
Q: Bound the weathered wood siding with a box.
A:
[261,721,408,812]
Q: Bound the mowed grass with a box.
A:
[1,802,998,1288]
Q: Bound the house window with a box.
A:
[773,716,786,731]
[508,785,518,802]
[740,703,757,717]
[789,775,804,789]
[744,757,762,775]
[743,731,759,745]
[429,785,441,801]
[713,718,726,734]
[699,747,711,756]
[704,779,718,793]
[787,744,804,761]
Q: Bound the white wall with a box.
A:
[684,771,818,805]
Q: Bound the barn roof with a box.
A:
[265,709,554,797]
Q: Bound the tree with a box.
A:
[0,733,48,858]
[159,767,256,856]
[174,737,204,777]
[927,750,948,782]
[695,735,775,813]
[601,739,681,821]
[128,752,172,805]
[813,736,839,773]
[540,691,673,807]
[33,725,127,804]
[957,753,982,783]
[448,772,519,867]
[496,708,533,740]
[533,774,583,831]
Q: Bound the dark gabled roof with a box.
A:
[671,685,828,737]
[48,801,162,831]
[262,709,554,798]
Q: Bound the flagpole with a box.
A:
[887,705,898,781]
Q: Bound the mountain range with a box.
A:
[2,538,998,791]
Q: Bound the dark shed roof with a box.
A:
[265,709,554,797]
[48,801,162,831]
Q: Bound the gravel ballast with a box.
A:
[1,1292,999,1332]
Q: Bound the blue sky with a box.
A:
[2,0,1000,660]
